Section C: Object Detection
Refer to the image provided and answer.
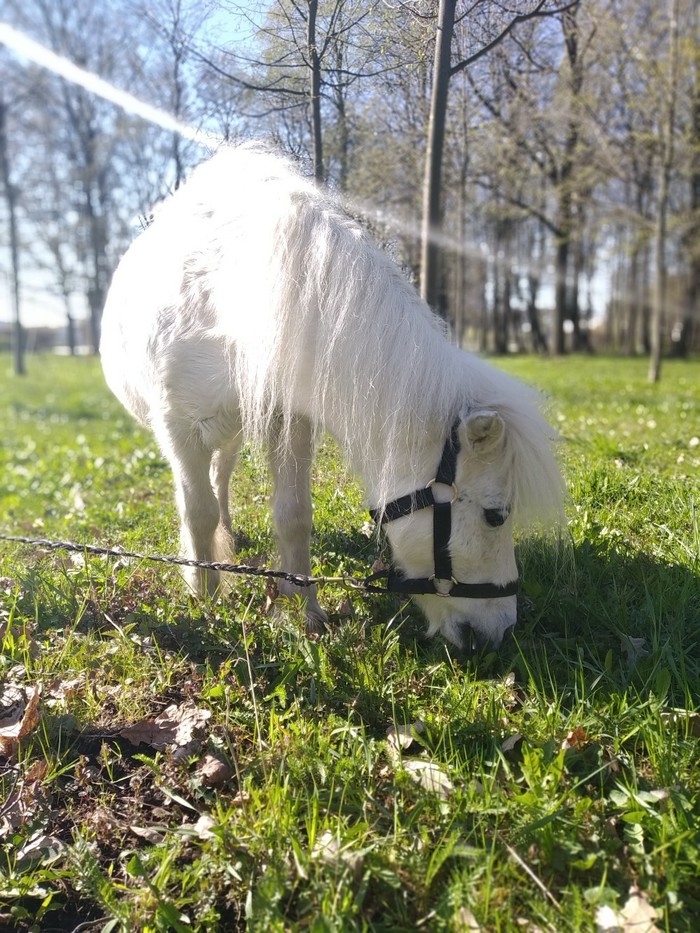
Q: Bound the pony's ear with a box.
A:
[461,410,505,452]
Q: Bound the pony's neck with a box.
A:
[361,432,445,512]
[318,318,466,511]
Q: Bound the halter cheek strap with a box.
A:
[367,420,519,600]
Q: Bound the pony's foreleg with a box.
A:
[268,418,328,635]
[161,424,223,597]
[210,437,242,541]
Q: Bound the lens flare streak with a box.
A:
[0,22,219,149]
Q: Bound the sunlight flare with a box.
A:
[0,21,219,148]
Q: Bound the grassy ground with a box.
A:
[0,352,698,932]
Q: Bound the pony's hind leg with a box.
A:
[268,417,328,635]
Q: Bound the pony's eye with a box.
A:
[483,507,510,527]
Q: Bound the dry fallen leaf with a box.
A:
[46,673,86,701]
[561,726,589,751]
[312,830,364,876]
[501,732,524,755]
[660,708,700,738]
[595,886,661,932]
[192,813,217,840]
[0,686,41,758]
[197,753,234,787]
[130,824,166,844]
[386,720,426,754]
[0,759,49,838]
[454,906,480,930]
[620,636,649,667]
[15,833,65,865]
[403,759,454,799]
[119,702,211,756]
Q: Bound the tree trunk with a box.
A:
[0,98,25,376]
[307,0,324,184]
[66,311,76,356]
[85,191,108,354]
[526,274,549,353]
[420,0,456,316]
[551,7,582,356]
[553,233,568,355]
[676,12,699,356]
[626,246,639,355]
[649,0,680,382]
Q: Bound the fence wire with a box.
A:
[0,531,389,594]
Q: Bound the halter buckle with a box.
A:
[426,479,459,504]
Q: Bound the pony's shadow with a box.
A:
[515,536,698,681]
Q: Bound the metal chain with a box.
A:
[0,531,387,594]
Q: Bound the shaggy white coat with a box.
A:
[101,143,564,647]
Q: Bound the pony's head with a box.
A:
[378,407,557,650]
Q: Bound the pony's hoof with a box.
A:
[305,608,329,637]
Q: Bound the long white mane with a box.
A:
[148,142,563,523]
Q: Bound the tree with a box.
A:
[648,0,681,382]
[194,1,383,186]
[0,95,25,374]
[419,0,580,322]
[584,0,698,364]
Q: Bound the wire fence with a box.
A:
[0,531,389,595]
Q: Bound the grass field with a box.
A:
[0,353,698,932]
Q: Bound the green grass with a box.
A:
[0,353,698,932]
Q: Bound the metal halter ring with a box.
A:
[426,479,459,504]
[428,575,458,597]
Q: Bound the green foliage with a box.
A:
[0,354,698,931]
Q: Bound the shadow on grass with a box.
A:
[10,519,698,713]
[512,536,699,705]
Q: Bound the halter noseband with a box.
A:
[367,421,519,600]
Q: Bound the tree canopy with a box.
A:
[1,0,698,370]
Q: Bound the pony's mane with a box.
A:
[170,142,564,526]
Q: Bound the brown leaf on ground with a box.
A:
[454,906,481,930]
[192,813,217,840]
[660,708,700,738]
[501,732,524,756]
[0,682,26,713]
[15,833,65,865]
[47,674,86,698]
[561,726,589,751]
[0,686,41,759]
[119,701,211,756]
[46,673,87,705]
[0,758,49,837]
[312,829,364,877]
[197,753,234,787]
[130,824,166,843]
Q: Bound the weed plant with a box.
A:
[0,353,698,931]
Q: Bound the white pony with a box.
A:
[100,143,563,649]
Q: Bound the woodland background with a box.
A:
[0,0,698,379]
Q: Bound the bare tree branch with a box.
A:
[450,0,580,76]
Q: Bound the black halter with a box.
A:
[367,421,519,600]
